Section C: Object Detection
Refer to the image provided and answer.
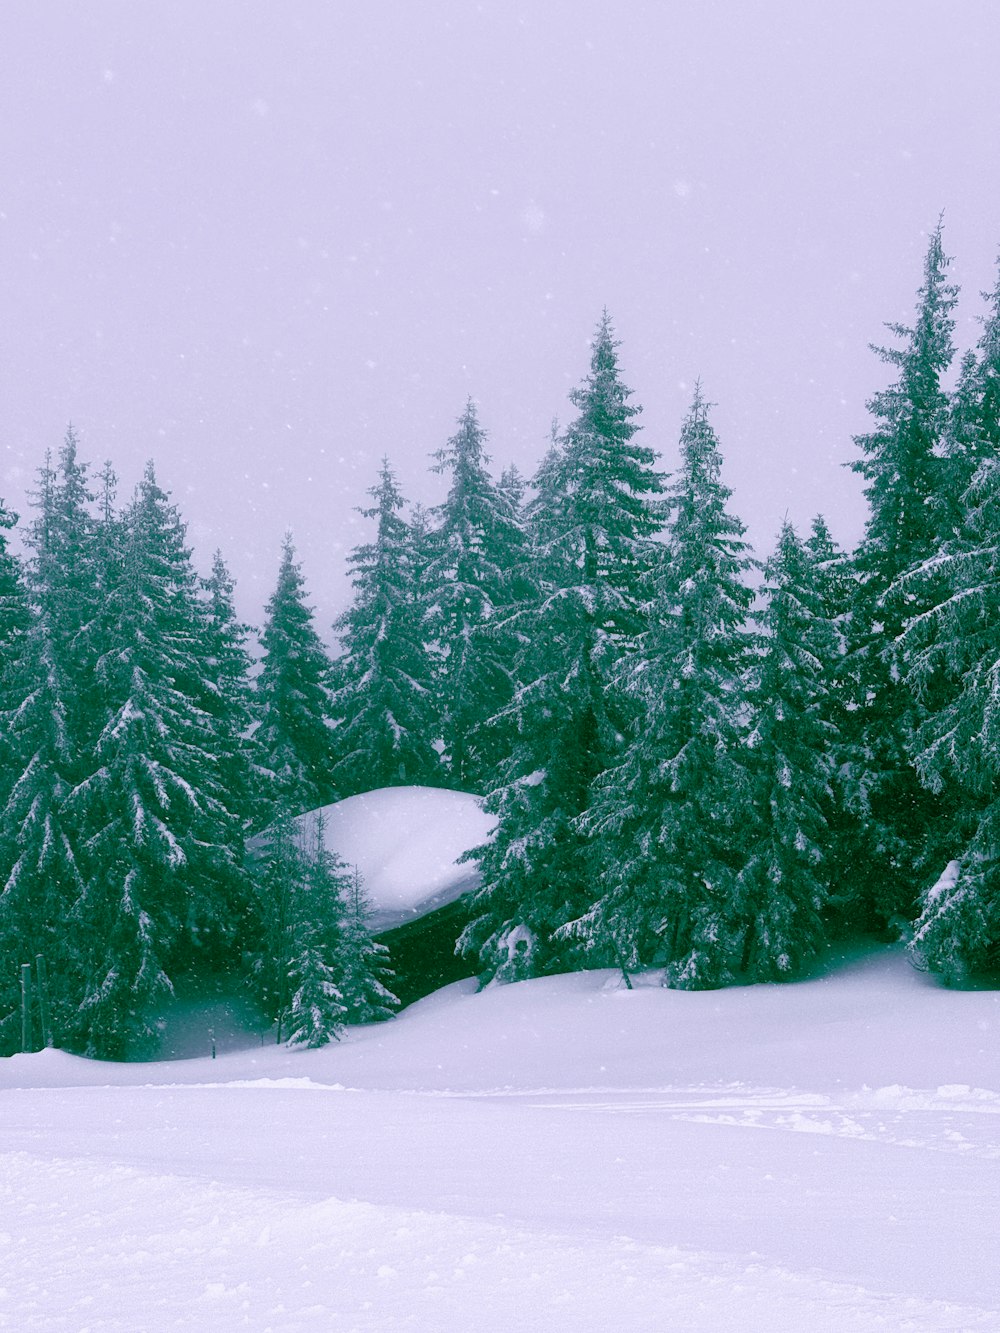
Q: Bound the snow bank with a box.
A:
[270,786,497,930]
[7,946,999,1098]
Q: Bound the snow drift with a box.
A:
[253,785,497,930]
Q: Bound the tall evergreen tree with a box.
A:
[255,534,337,816]
[0,498,30,677]
[571,386,754,987]
[0,437,99,1053]
[848,220,960,925]
[736,520,838,979]
[284,825,351,1048]
[201,550,262,833]
[0,497,31,801]
[802,514,863,926]
[67,464,249,1056]
[937,258,1000,539]
[250,809,344,1044]
[30,431,102,761]
[0,615,88,1054]
[331,460,441,796]
[422,400,528,789]
[900,262,1000,978]
[461,314,664,982]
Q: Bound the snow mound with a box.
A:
[294,786,496,930]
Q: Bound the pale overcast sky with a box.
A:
[2,1,999,630]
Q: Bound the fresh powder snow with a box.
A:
[2,947,999,1330]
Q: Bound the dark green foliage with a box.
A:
[251,811,346,1046]
[937,260,1000,540]
[852,222,958,583]
[0,494,31,838]
[801,515,865,928]
[255,534,337,815]
[67,465,250,1056]
[900,268,1000,979]
[338,865,400,1023]
[286,840,352,1049]
[0,630,88,1053]
[250,814,397,1044]
[201,551,265,835]
[0,497,30,684]
[0,438,99,1054]
[577,386,755,987]
[331,459,441,796]
[847,222,960,925]
[737,520,838,980]
[909,850,1000,984]
[422,400,528,789]
[462,314,665,982]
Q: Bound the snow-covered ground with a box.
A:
[3,947,999,1330]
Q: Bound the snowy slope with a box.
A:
[2,947,1000,1330]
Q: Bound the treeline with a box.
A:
[3,219,1000,1057]
[0,456,396,1057]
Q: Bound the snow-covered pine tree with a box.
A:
[201,550,264,835]
[909,842,1000,983]
[0,496,31,803]
[251,815,395,1043]
[0,438,100,1053]
[406,502,435,582]
[29,432,103,763]
[900,262,1000,979]
[0,615,88,1054]
[497,462,527,515]
[285,823,351,1048]
[255,533,337,816]
[68,464,249,1057]
[736,519,839,980]
[460,314,664,983]
[250,810,344,1044]
[801,514,864,927]
[0,638,89,1053]
[848,220,960,926]
[936,260,1000,541]
[570,385,755,987]
[421,400,528,790]
[331,459,441,796]
[338,864,400,1023]
[0,497,30,681]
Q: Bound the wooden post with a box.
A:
[209,1027,216,1060]
[20,963,33,1053]
[35,954,53,1048]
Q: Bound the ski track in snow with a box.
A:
[509,1083,1000,1160]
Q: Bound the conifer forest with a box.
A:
[4,221,1000,1059]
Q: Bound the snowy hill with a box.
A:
[255,785,497,931]
[3,947,1000,1329]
